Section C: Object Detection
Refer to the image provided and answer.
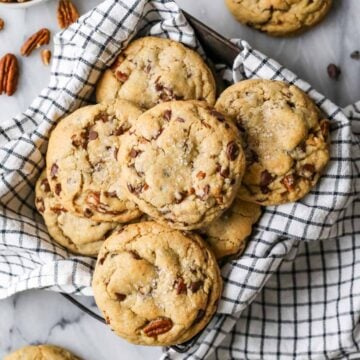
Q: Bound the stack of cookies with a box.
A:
[35,36,330,346]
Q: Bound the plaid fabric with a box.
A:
[1,1,359,359]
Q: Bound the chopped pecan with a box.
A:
[143,317,173,337]
[281,174,296,192]
[200,185,210,200]
[0,54,19,96]
[88,130,98,141]
[174,277,187,295]
[35,197,45,213]
[0,18,4,31]
[190,280,203,293]
[174,191,187,204]
[41,49,52,66]
[196,171,206,180]
[40,178,51,193]
[320,119,330,138]
[115,71,128,82]
[20,28,50,57]
[54,183,62,196]
[86,191,101,206]
[57,0,80,29]
[50,163,59,178]
[163,110,172,121]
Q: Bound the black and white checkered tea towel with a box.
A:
[0,1,359,359]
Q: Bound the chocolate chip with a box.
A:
[327,64,341,80]
[130,250,141,260]
[176,117,185,123]
[84,208,93,218]
[71,136,82,148]
[193,309,205,324]
[105,191,117,198]
[41,178,51,193]
[190,280,203,293]
[174,277,187,295]
[129,148,140,158]
[260,170,274,187]
[115,71,128,82]
[196,171,206,180]
[281,174,296,192]
[174,191,187,204]
[50,163,58,179]
[220,168,230,178]
[226,141,240,161]
[247,150,259,165]
[114,126,125,136]
[300,164,316,179]
[163,110,172,121]
[350,50,360,60]
[127,183,145,195]
[88,130,98,141]
[54,183,62,195]
[95,112,109,122]
[155,82,164,92]
[115,293,126,301]
[260,186,270,194]
[210,109,225,122]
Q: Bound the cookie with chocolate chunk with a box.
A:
[119,100,245,230]
[199,198,261,259]
[225,0,332,36]
[92,221,222,346]
[96,36,216,109]
[35,171,120,256]
[5,344,81,360]
[216,79,330,205]
[46,99,142,222]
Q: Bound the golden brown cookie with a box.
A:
[199,198,261,259]
[225,0,332,36]
[35,171,120,256]
[96,36,216,109]
[46,99,142,223]
[92,222,222,346]
[4,344,81,360]
[119,100,246,230]
[216,80,330,205]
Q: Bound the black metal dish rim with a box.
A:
[60,10,242,355]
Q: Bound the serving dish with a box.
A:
[60,10,241,354]
[0,0,50,9]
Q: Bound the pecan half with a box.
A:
[57,0,80,29]
[143,317,173,337]
[41,49,52,66]
[21,28,50,57]
[0,54,19,96]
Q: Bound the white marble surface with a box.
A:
[0,0,359,359]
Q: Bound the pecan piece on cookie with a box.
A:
[21,28,50,57]
[143,318,173,337]
[0,18,4,31]
[0,53,19,96]
[57,0,80,29]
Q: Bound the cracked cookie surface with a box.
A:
[96,36,216,109]
[92,221,222,346]
[225,0,332,36]
[119,100,246,230]
[5,344,81,360]
[216,80,330,205]
[46,99,142,222]
[199,198,261,259]
[35,171,120,256]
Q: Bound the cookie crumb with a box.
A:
[327,64,341,80]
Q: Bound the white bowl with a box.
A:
[0,0,50,9]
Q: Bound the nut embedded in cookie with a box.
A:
[92,221,222,346]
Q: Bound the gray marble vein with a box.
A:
[0,0,359,359]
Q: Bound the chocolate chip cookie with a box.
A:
[46,99,143,222]
[35,171,120,256]
[119,100,246,230]
[216,80,330,205]
[225,0,332,36]
[199,198,261,259]
[5,344,81,360]
[96,36,216,109]
[92,221,222,346]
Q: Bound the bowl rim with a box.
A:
[0,0,50,9]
